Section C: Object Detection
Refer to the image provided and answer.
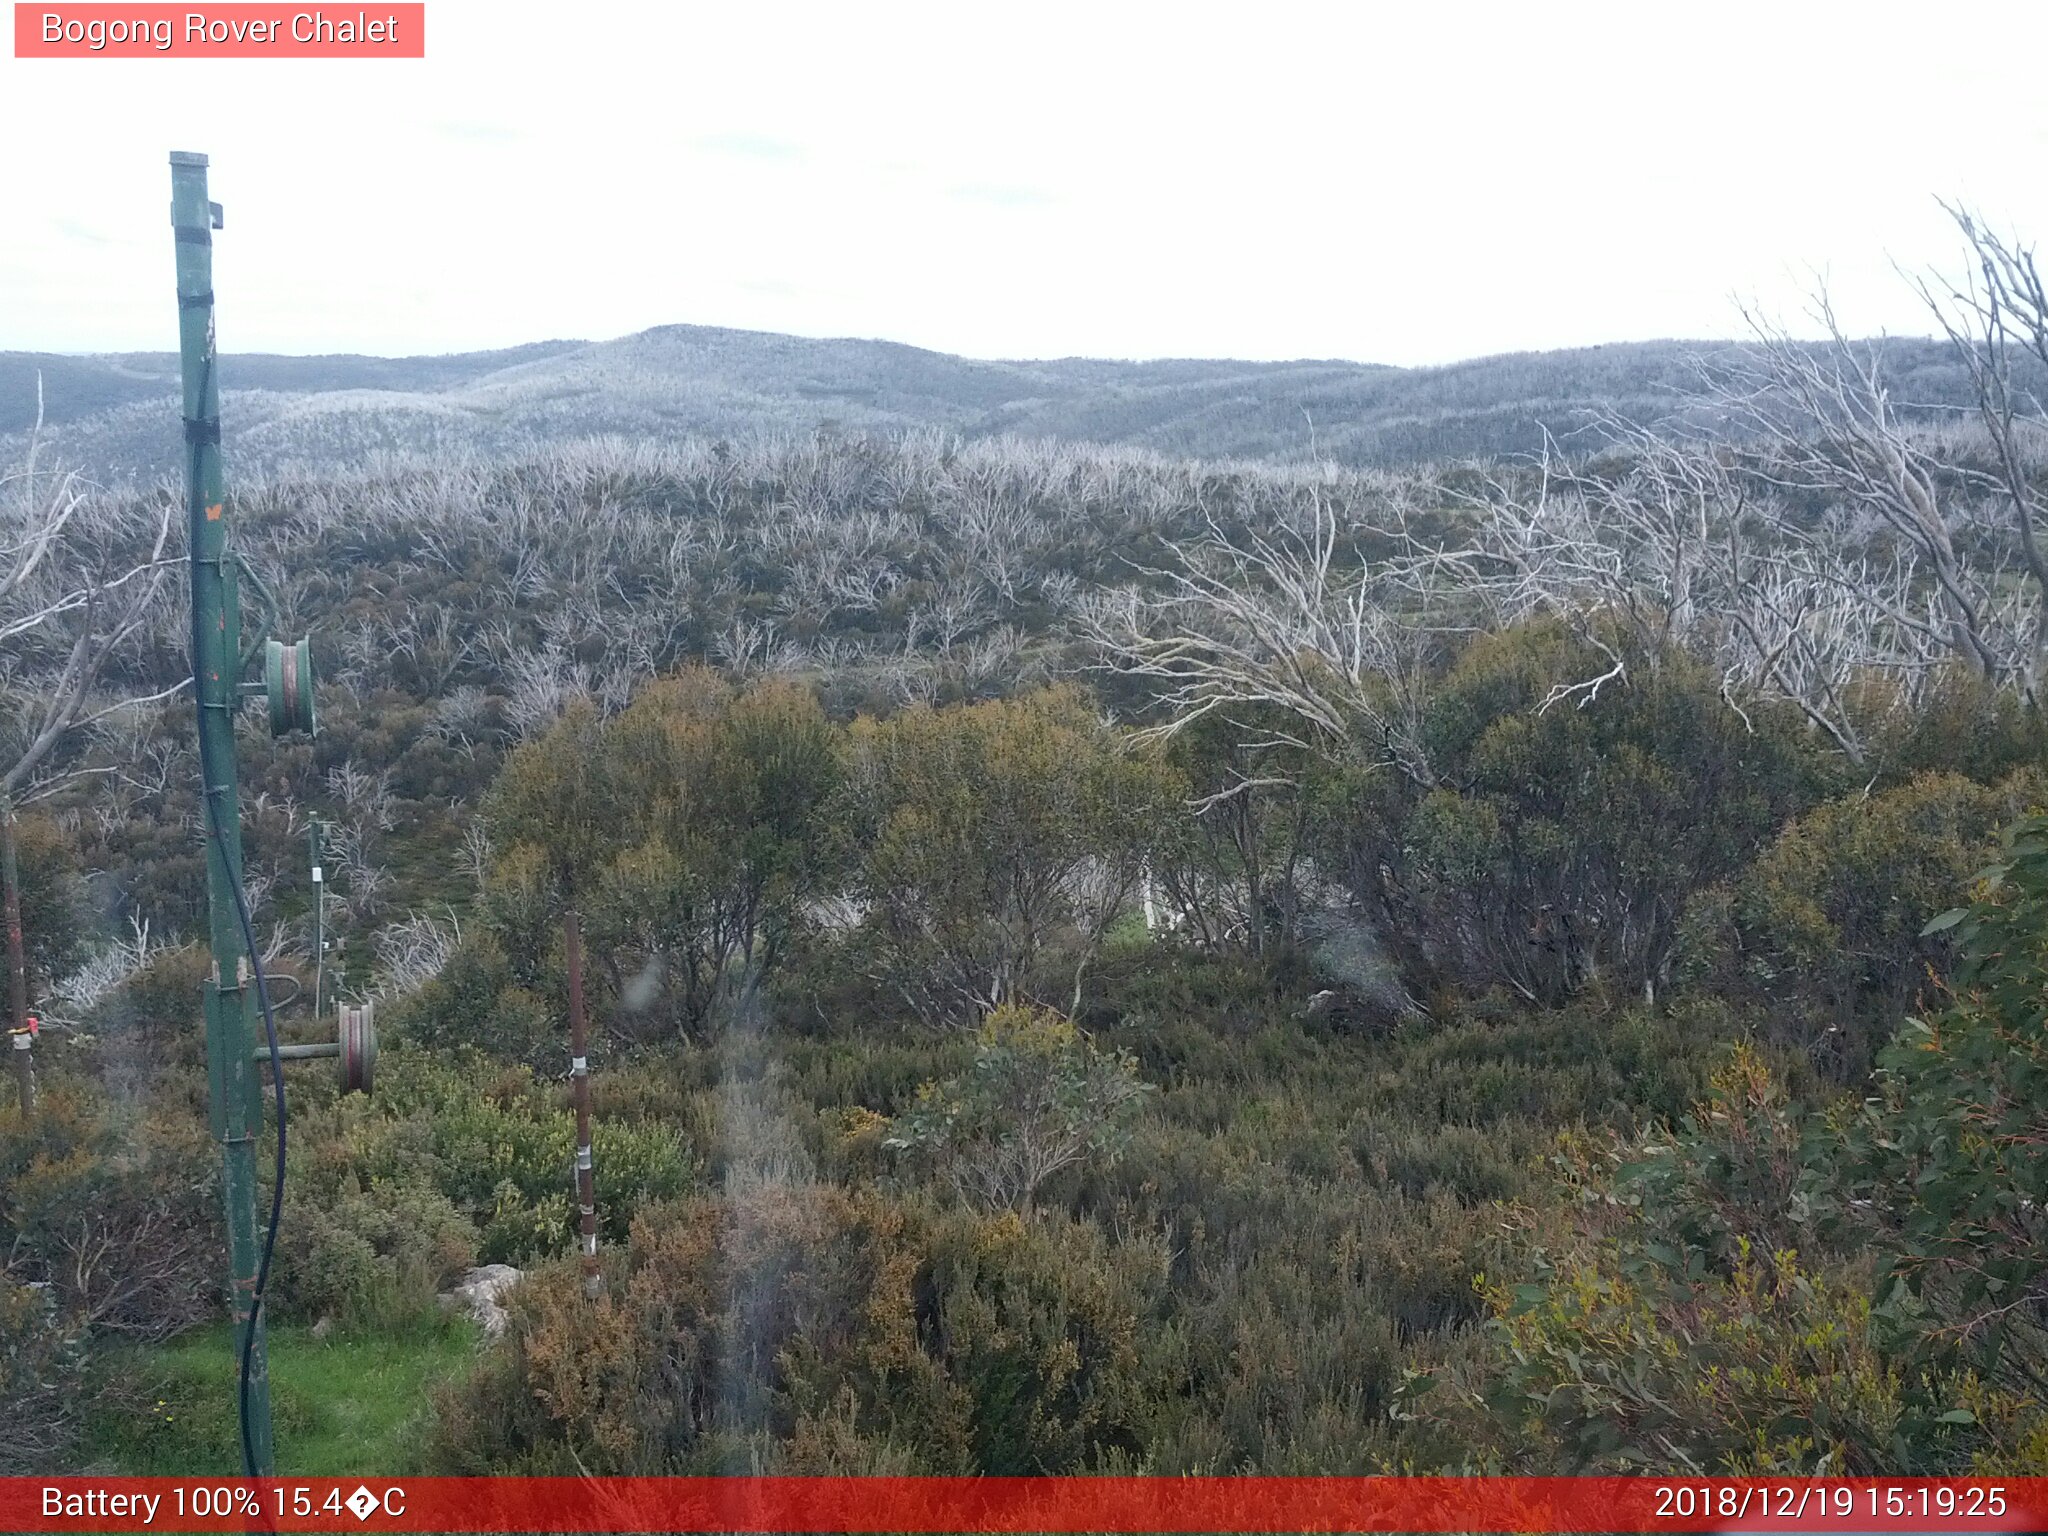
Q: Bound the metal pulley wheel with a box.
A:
[264,636,316,737]
[338,1002,375,1094]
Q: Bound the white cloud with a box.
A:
[3,0,2043,365]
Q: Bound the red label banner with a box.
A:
[13,4,424,57]
[3,1476,2046,1533]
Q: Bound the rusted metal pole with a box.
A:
[2,799,34,1117]
[564,908,601,1298]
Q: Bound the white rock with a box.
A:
[439,1263,523,1340]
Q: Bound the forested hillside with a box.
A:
[7,221,2048,1481]
[0,327,1997,481]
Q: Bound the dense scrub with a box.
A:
[9,425,2048,1475]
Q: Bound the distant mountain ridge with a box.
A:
[0,323,1980,481]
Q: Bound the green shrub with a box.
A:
[6,812,89,999]
[1420,1042,2048,1475]
[1143,708,1321,957]
[387,935,559,1068]
[885,1004,1152,1214]
[916,1206,1162,1473]
[288,1044,692,1268]
[483,672,846,1041]
[1347,1113,1522,1204]
[1857,811,2048,1400]
[274,1180,477,1329]
[0,1275,87,1472]
[85,944,210,1063]
[1328,620,1820,1005]
[432,1186,1166,1476]
[1616,1043,1833,1278]
[845,685,1173,1024]
[0,1081,219,1340]
[1466,1244,1989,1473]
[594,670,845,1038]
[1869,667,2048,787]
[1688,767,2047,1078]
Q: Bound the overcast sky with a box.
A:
[5,1,2046,367]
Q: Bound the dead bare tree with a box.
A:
[1370,401,1977,766]
[1710,292,2007,688]
[1398,433,1697,711]
[2,388,182,1107]
[1083,486,1436,787]
[1913,203,2048,705]
[374,907,463,995]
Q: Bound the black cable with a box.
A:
[187,346,287,1482]
[207,769,287,1483]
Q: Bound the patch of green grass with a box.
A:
[1100,907,1157,955]
[81,1317,478,1476]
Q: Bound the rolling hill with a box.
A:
[0,324,1980,483]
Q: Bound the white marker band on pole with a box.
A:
[571,1055,587,1074]
[576,1146,592,1170]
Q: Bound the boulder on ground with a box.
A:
[438,1263,522,1340]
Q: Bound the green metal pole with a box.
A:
[170,149,273,1477]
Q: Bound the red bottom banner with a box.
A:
[6,1476,2047,1534]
